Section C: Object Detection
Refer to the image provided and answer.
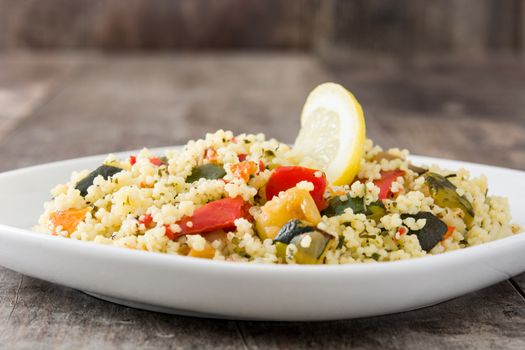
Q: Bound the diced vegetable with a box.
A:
[322,196,386,223]
[129,155,137,165]
[423,172,474,227]
[164,224,176,240]
[230,161,259,183]
[266,166,327,210]
[149,156,165,166]
[365,200,387,222]
[372,151,401,162]
[188,244,216,259]
[205,147,218,162]
[139,214,153,227]
[49,207,91,233]
[186,164,226,183]
[443,226,455,241]
[322,196,365,217]
[273,219,333,264]
[174,197,252,238]
[273,219,316,244]
[373,170,405,200]
[254,187,321,240]
[75,165,123,196]
[408,163,428,175]
[401,212,448,252]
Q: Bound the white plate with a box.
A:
[0,149,524,321]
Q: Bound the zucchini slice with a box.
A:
[423,172,474,227]
[322,196,365,217]
[274,219,333,264]
[322,195,386,223]
[186,164,226,183]
[365,200,386,223]
[401,212,448,252]
[75,165,123,197]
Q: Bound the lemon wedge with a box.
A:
[294,82,366,185]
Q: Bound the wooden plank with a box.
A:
[0,0,522,55]
[513,273,525,294]
[0,53,80,140]
[0,0,318,50]
[239,281,525,350]
[0,270,523,349]
[316,0,520,56]
[0,272,244,349]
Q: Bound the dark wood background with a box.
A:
[0,0,523,55]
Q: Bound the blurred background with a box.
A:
[0,0,523,171]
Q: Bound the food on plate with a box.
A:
[35,83,521,264]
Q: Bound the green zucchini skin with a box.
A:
[423,172,474,227]
[186,164,226,183]
[322,196,365,217]
[365,200,386,222]
[273,219,333,264]
[274,219,316,244]
[322,196,386,223]
[401,212,448,252]
[75,165,123,197]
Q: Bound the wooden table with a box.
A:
[0,53,524,349]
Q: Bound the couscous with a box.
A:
[35,130,521,264]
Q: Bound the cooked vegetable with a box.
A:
[265,166,327,210]
[254,187,321,240]
[174,197,252,238]
[49,207,92,233]
[186,164,226,183]
[423,172,474,227]
[366,200,387,222]
[188,244,216,259]
[408,163,428,175]
[138,213,153,227]
[75,165,123,196]
[274,219,334,264]
[372,151,401,162]
[149,156,166,166]
[230,161,259,182]
[322,196,386,223]
[373,170,405,200]
[401,212,448,252]
[273,219,316,244]
[322,196,365,217]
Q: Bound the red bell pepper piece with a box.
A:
[129,155,137,165]
[149,156,165,166]
[172,197,252,239]
[165,224,176,240]
[139,213,153,227]
[374,170,405,200]
[265,166,327,210]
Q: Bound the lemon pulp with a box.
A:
[294,83,366,185]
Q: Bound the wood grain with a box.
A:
[0,53,523,349]
[0,54,80,139]
[0,0,524,56]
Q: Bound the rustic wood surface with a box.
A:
[1,0,524,55]
[0,53,524,349]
